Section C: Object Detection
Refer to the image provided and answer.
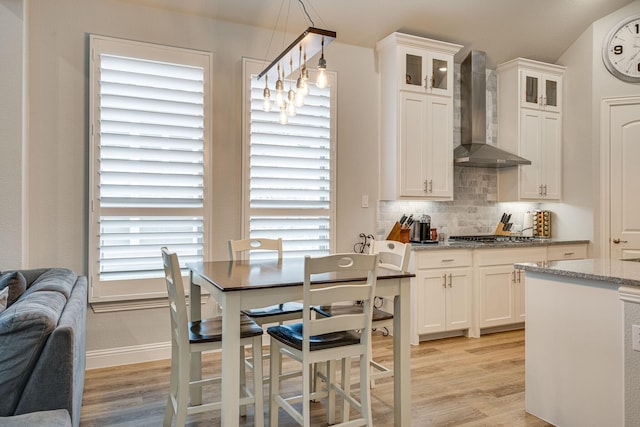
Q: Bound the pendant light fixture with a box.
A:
[258,0,336,122]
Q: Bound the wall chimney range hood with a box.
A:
[454,50,531,168]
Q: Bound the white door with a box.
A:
[609,100,640,259]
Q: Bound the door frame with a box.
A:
[599,95,640,259]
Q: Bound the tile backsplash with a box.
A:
[377,167,539,238]
[375,65,539,239]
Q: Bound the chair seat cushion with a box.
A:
[241,302,303,319]
[313,305,393,322]
[267,322,360,351]
[189,313,263,343]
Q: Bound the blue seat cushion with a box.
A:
[242,302,303,318]
[313,305,393,322]
[189,313,263,343]
[267,322,360,351]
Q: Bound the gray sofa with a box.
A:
[0,268,87,427]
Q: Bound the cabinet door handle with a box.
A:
[613,238,628,244]
[448,273,452,287]
[517,270,522,283]
[428,180,433,193]
[542,96,547,107]
[512,270,516,283]
[544,184,548,196]
[538,185,543,196]
[442,274,447,288]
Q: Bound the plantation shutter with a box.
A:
[244,59,336,259]
[89,36,210,303]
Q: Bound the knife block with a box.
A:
[494,222,511,236]
[386,222,410,243]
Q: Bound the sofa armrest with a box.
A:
[14,277,87,427]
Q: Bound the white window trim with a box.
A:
[241,57,337,253]
[88,35,212,307]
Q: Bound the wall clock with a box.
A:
[603,15,640,83]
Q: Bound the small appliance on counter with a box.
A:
[411,214,435,244]
[533,210,552,238]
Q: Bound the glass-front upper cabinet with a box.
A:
[401,47,454,97]
[521,71,561,113]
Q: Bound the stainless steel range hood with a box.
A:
[454,50,531,168]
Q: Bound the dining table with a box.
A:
[188,256,415,426]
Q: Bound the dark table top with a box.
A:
[188,257,415,292]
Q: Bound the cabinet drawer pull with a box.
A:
[441,258,454,262]
[563,252,575,256]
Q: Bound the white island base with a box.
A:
[525,272,624,426]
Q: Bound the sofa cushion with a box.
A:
[0,289,68,416]
[0,272,27,307]
[21,269,75,300]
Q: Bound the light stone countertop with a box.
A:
[515,258,640,288]
[410,239,590,251]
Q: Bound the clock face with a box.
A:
[603,15,640,83]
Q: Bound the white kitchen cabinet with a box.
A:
[547,243,588,261]
[520,69,562,113]
[474,247,546,333]
[377,32,462,200]
[496,58,565,202]
[412,250,472,343]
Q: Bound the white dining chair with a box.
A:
[229,238,304,325]
[314,239,411,388]
[161,247,264,427]
[268,253,379,427]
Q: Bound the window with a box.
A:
[242,59,336,258]
[89,35,211,305]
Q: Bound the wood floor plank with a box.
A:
[80,329,553,426]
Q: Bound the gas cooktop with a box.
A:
[449,235,540,243]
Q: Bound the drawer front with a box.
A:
[547,244,587,261]
[476,247,547,266]
[417,250,472,269]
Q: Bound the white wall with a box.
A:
[0,0,25,268]
[554,0,640,255]
[3,0,380,364]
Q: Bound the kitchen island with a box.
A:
[515,259,640,427]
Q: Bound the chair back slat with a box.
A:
[161,247,190,348]
[303,253,378,351]
[370,240,411,272]
[228,238,283,261]
[309,313,366,337]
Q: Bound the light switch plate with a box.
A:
[633,325,640,352]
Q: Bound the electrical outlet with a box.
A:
[361,195,369,208]
[633,325,640,352]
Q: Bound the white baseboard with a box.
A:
[86,341,172,370]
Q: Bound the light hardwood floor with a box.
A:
[80,329,553,426]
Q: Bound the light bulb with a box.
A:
[275,64,284,106]
[302,51,310,95]
[295,85,305,107]
[262,75,271,112]
[279,107,288,125]
[316,66,327,89]
[316,37,328,89]
[287,100,296,116]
